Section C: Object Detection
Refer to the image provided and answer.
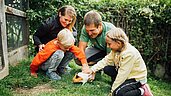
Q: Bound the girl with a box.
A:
[90,27,153,96]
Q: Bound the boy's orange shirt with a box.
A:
[30,38,87,73]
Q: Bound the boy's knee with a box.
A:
[53,50,64,59]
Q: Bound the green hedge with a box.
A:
[28,0,171,78]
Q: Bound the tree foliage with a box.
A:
[28,0,171,78]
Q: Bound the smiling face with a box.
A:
[106,36,123,52]
[85,23,102,38]
[59,14,73,28]
[58,5,76,29]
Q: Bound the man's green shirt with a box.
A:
[80,21,115,53]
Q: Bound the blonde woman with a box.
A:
[33,5,77,75]
[90,27,153,96]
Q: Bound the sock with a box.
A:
[139,88,144,95]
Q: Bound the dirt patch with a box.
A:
[14,84,56,96]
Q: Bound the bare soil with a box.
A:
[14,84,55,96]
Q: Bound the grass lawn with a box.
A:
[0,57,171,96]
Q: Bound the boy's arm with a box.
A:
[30,39,59,74]
[70,45,87,64]
[70,45,91,73]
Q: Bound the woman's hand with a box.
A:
[38,44,45,51]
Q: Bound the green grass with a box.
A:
[0,58,171,96]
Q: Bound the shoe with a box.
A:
[46,71,61,80]
[66,65,72,71]
[58,68,70,75]
[141,84,153,96]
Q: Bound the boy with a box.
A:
[30,28,89,80]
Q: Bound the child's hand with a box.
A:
[31,72,38,78]
[82,64,92,74]
[108,92,112,96]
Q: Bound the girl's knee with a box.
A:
[112,90,124,96]
[103,66,113,75]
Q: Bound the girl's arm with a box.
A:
[91,51,114,72]
[111,52,135,92]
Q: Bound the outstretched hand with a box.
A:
[89,72,95,82]
[82,64,96,82]
[82,64,92,74]
[108,93,112,96]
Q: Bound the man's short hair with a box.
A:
[84,10,102,27]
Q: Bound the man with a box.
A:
[75,10,116,67]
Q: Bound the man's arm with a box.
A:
[78,41,88,55]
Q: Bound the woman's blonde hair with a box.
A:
[106,27,129,44]
[57,28,75,47]
[58,5,76,31]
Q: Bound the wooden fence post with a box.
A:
[0,0,9,79]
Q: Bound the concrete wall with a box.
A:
[8,45,28,66]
